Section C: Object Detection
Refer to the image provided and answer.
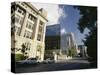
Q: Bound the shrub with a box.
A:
[15,54,25,61]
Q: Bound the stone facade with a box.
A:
[11,2,48,61]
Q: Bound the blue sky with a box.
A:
[33,3,89,45]
[59,5,89,45]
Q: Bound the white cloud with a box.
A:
[61,28,67,34]
[31,3,66,25]
[58,6,67,18]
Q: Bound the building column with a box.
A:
[33,15,40,59]
[40,23,46,61]
[42,23,47,42]
[20,11,29,37]
[34,15,40,41]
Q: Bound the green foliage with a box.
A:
[75,6,97,63]
[15,54,25,61]
[67,48,77,57]
[84,27,97,61]
[74,6,97,33]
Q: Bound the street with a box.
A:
[15,58,94,73]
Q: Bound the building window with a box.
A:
[40,21,44,26]
[24,42,31,51]
[17,7,25,15]
[38,26,43,32]
[19,17,23,25]
[18,8,22,13]
[37,34,41,41]
[15,14,23,25]
[37,45,42,52]
[16,27,20,35]
[11,26,21,36]
[24,30,32,39]
[28,14,36,22]
[38,21,44,33]
[37,21,44,41]
[15,15,20,23]
[26,21,34,30]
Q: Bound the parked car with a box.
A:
[16,57,38,65]
[43,58,55,64]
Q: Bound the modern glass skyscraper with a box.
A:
[61,32,78,54]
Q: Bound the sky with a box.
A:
[59,5,88,45]
[32,3,89,45]
[32,3,64,25]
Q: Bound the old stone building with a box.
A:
[11,2,48,61]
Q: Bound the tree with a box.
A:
[68,49,72,57]
[74,6,97,33]
[21,43,26,56]
[84,27,97,60]
[74,6,97,65]
[68,47,77,57]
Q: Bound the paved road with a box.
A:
[15,59,94,73]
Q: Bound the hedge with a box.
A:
[15,54,25,61]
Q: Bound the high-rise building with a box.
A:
[61,32,78,56]
[45,24,61,50]
[11,2,48,61]
[61,32,77,50]
[45,24,61,59]
[45,24,78,60]
[78,45,88,57]
[66,32,77,49]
